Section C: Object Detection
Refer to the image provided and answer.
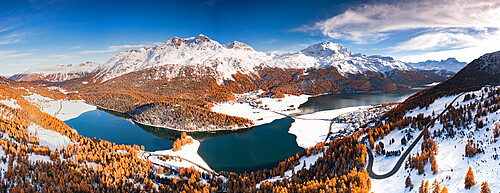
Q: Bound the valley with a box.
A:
[11,35,456,132]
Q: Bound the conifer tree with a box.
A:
[432,179,440,193]
[481,182,491,193]
[464,166,476,189]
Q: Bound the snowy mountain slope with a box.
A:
[94,34,274,83]
[371,86,500,193]
[407,58,466,73]
[273,42,410,76]
[368,51,500,192]
[13,35,421,83]
[10,62,100,82]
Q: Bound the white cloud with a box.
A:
[79,44,145,54]
[0,31,28,45]
[390,28,490,52]
[304,0,500,44]
[397,30,500,62]
[0,51,32,60]
[299,0,500,62]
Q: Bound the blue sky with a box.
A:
[1,0,500,75]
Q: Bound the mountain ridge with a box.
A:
[12,34,444,83]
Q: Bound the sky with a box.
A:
[1,0,500,76]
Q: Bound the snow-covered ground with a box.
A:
[211,90,310,126]
[148,137,212,173]
[289,106,370,148]
[23,93,96,121]
[0,98,21,109]
[27,124,72,151]
[257,151,324,188]
[371,86,500,192]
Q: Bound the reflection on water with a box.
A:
[298,87,426,115]
[65,109,174,152]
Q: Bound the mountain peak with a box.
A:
[194,34,211,43]
[476,50,500,74]
[301,42,351,57]
[223,41,255,51]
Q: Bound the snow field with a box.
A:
[148,137,212,173]
[23,93,96,121]
[371,86,500,192]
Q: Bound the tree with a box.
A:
[375,144,382,155]
[464,166,476,189]
[440,186,448,193]
[405,176,413,189]
[432,179,440,193]
[419,180,429,193]
[481,182,491,193]
[431,159,438,174]
[494,123,500,138]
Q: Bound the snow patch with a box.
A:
[27,124,72,151]
[23,93,96,121]
[289,106,370,148]
[0,98,20,109]
[148,137,212,173]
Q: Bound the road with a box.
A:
[364,93,464,179]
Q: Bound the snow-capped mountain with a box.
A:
[407,58,466,73]
[12,35,420,83]
[93,34,273,82]
[94,35,415,82]
[10,62,100,82]
[273,42,410,76]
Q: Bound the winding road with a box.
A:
[364,93,464,179]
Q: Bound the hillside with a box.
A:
[10,62,100,82]
[0,77,373,192]
[361,51,500,192]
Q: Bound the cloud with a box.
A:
[0,51,32,60]
[262,39,278,44]
[302,0,500,44]
[397,29,500,62]
[390,28,490,52]
[0,31,29,45]
[200,0,217,7]
[79,44,145,54]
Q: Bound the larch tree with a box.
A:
[432,179,440,193]
[464,166,476,189]
[440,186,448,193]
[481,182,491,193]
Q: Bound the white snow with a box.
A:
[407,58,466,73]
[289,106,370,148]
[16,35,416,84]
[371,86,500,193]
[0,98,21,109]
[29,154,52,163]
[27,124,72,151]
[211,90,310,126]
[148,137,212,173]
[12,62,100,82]
[23,93,96,121]
[257,151,324,187]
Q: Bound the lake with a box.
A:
[65,87,427,173]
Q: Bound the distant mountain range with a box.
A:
[406,58,466,77]
[11,34,459,84]
[8,35,463,131]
